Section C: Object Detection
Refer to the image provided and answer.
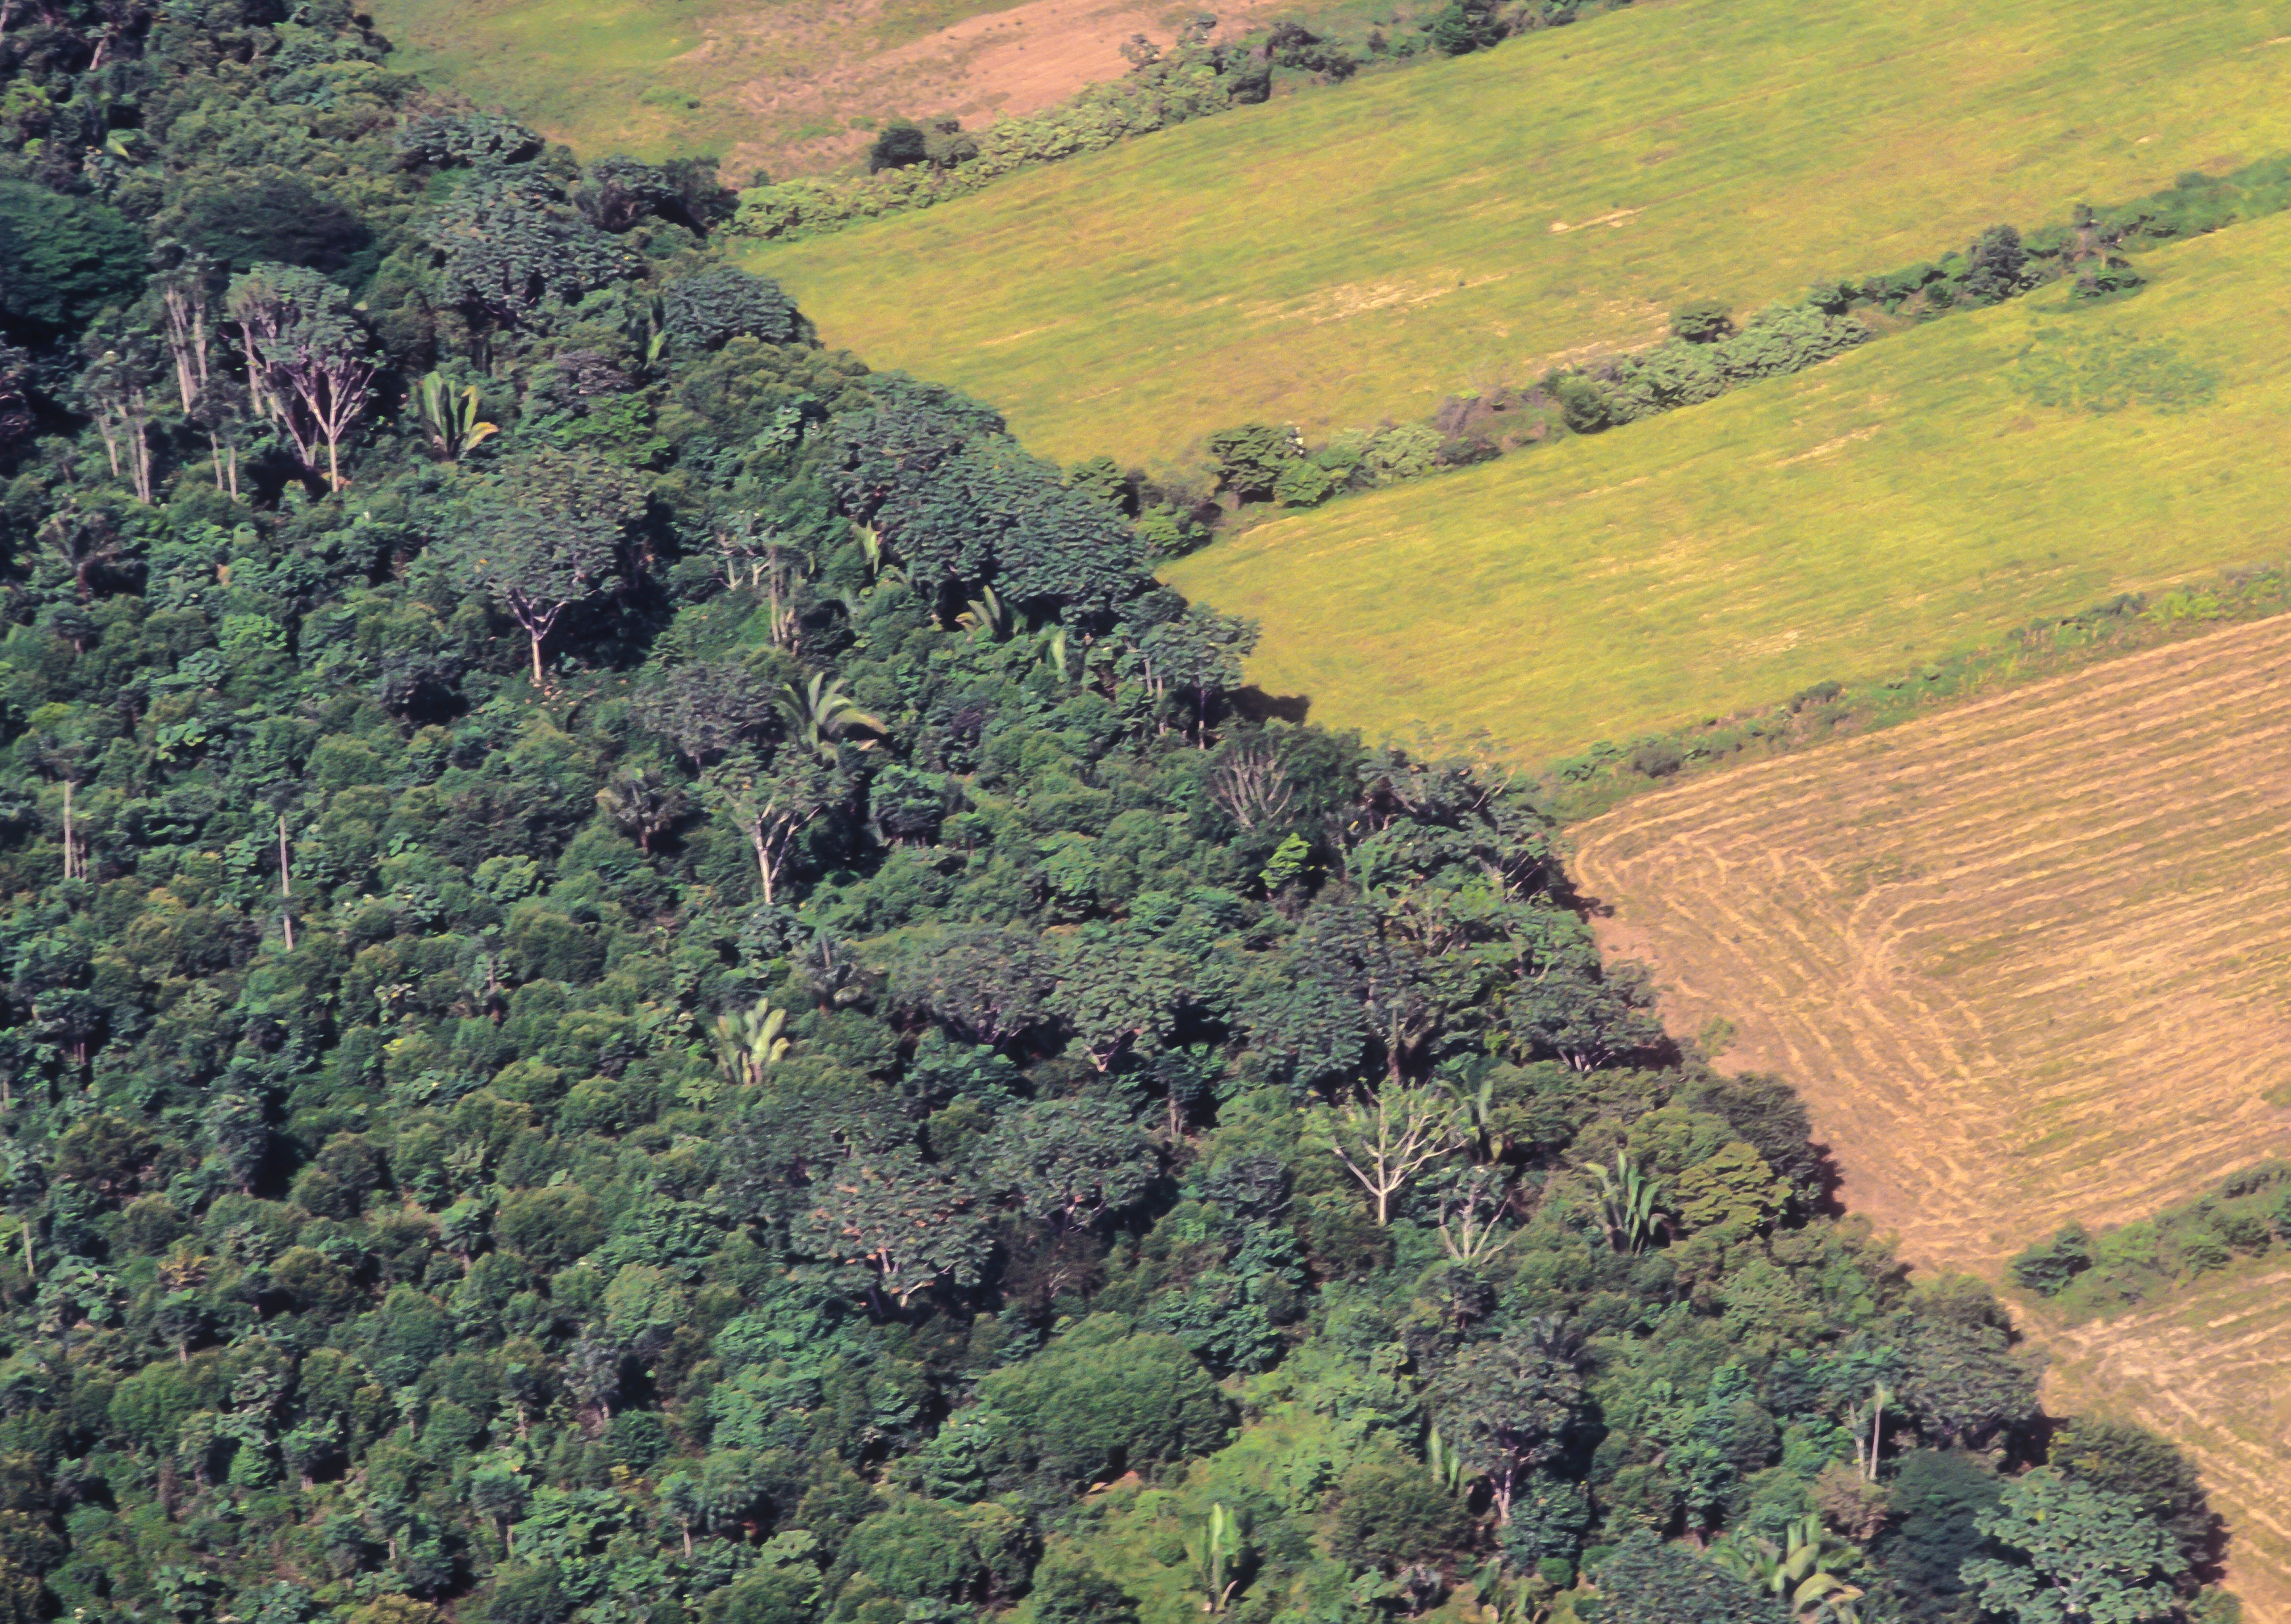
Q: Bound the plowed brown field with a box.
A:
[1572,617,2291,1613]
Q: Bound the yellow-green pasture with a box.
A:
[1160,213,2291,763]
[746,0,2291,466]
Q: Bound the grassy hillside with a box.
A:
[744,0,2291,466]
[367,0,1016,170]
[365,0,1326,179]
[1160,210,2291,762]
[1571,617,2291,1611]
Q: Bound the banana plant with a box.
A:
[955,582,1014,641]
[415,372,498,461]
[779,672,886,758]
[712,999,790,1089]
[1424,1424,1470,1497]
[627,293,668,374]
[1037,622,1073,683]
[1185,1501,1249,1615]
[854,525,908,593]
[1710,1516,1865,1623]
[1449,1074,1513,1163]
[1587,1152,1667,1253]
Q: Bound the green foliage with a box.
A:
[830,1497,1033,1605]
[2010,1224,2095,1297]
[1329,1455,1471,1569]
[1962,1468,2187,1624]
[975,1322,1230,1489]
[663,267,807,352]
[1204,422,1296,503]
[1024,1549,1139,1624]
[1597,1531,1792,1624]
[0,182,147,342]
[2052,1421,2216,1568]
[0,12,2234,1624]
[1183,1500,1250,1615]
[1671,300,1735,343]
[728,24,1369,244]
[1874,1450,2002,1622]
[2018,1162,2290,1315]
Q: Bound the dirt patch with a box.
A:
[1572,617,2291,1614]
[707,0,1293,178]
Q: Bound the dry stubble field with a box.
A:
[1571,617,2291,1613]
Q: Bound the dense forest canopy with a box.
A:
[0,5,2243,1624]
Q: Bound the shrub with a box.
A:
[699,1567,817,1624]
[497,1185,607,1271]
[484,1568,568,1624]
[1553,375,1614,434]
[0,181,147,341]
[1426,0,1507,55]
[2072,261,2146,302]
[867,122,930,173]
[1025,1552,1139,1624]
[1596,1531,1788,1624]
[1669,300,1734,343]
[832,1497,1033,1604]
[2008,1223,2093,1297]
[1358,423,1445,484]
[1330,1458,1472,1568]
[1627,740,1683,780]
[974,1320,1230,1487]
[663,267,805,351]
[1961,224,2031,304]
[1273,459,1334,508]
[1206,423,1294,501]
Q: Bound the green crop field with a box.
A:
[744,0,2291,467]
[1158,211,2291,763]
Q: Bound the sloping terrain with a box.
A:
[744,0,2291,463]
[368,0,1292,176]
[1162,210,2291,761]
[1571,617,2291,1612]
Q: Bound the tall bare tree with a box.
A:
[227,263,376,488]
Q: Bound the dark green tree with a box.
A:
[1962,1468,2185,1624]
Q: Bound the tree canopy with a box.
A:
[0,9,2240,1624]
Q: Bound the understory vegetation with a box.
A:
[0,5,2254,1624]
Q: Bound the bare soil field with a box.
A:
[1572,618,2291,1613]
